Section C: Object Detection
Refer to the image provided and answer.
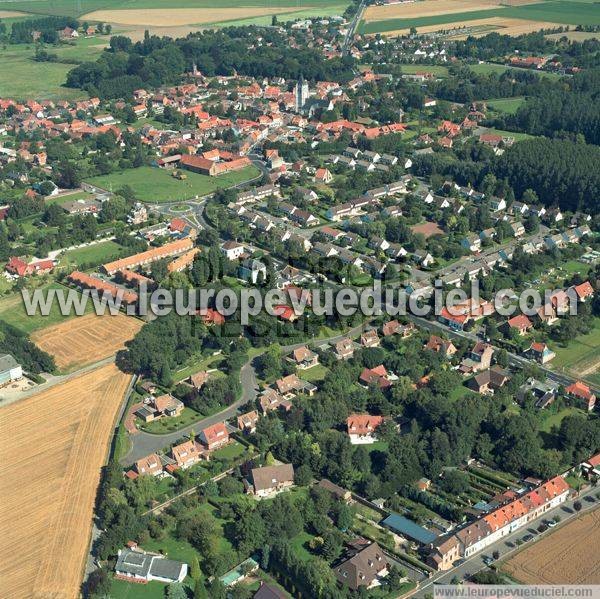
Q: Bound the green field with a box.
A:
[487,97,526,114]
[0,37,107,100]
[550,317,600,386]
[0,282,91,334]
[59,240,125,268]
[400,64,450,77]
[0,0,348,17]
[482,127,535,141]
[469,63,562,80]
[85,165,260,203]
[359,1,600,34]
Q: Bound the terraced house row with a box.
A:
[427,476,570,570]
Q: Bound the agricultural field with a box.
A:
[549,317,600,386]
[85,165,260,203]
[0,0,350,27]
[0,282,91,334]
[0,363,132,599]
[0,36,107,100]
[31,312,143,371]
[359,0,600,36]
[503,507,600,584]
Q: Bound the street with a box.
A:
[413,486,600,597]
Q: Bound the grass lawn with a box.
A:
[59,240,125,268]
[173,353,224,382]
[487,97,526,115]
[483,127,535,142]
[539,407,586,434]
[85,165,260,203]
[0,281,91,334]
[211,441,248,462]
[138,407,205,433]
[469,63,562,80]
[300,364,329,383]
[289,531,314,562]
[549,317,600,386]
[110,577,174,599]
[400,64,449,77]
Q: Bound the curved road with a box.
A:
[120,323,370,465]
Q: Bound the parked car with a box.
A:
[523,534,534,542]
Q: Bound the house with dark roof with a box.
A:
[333,541,389,590]
[248,463,295,498]
[115,547,187,583]
[382,514,437,545]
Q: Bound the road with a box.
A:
[120,323,371,466]
[400,311,597,395]
[0,354,118,407]
[413,486,600,597]
[342,0,366,55]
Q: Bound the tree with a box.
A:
[166,582,188,599]
[386,565,406,590]
[190,555,201,580]
[336,503,353,531]
[85,568,111,597]
[194,577,209,599]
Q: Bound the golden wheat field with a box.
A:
[0,364,132,599]
[503,507,600,584]
[382,16,565,36]
[31,312,142,371]
[83,6,295,27]
[363,0,504,22]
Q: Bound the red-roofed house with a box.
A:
[565,381,596,411]
[314,168,333,184]
[506,314,533,335]
[527,342,555,364]
[572,281,594,302]
[359,366,392,390]
[199,422,230,450]
[346,414,384,444]
[5,256,54,277]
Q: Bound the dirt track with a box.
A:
[0,364,132,599]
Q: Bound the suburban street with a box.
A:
[120,323,371,465]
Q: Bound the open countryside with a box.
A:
[0,364,132,599]
[359,0,600,35]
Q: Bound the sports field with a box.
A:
[359,0,600,35]
[31,312,143,371]
[0,363,132,599]
[85,165,260,203]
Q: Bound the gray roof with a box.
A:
[251,463,294,492]
[0,354,19,373]
[115,548,185,582]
